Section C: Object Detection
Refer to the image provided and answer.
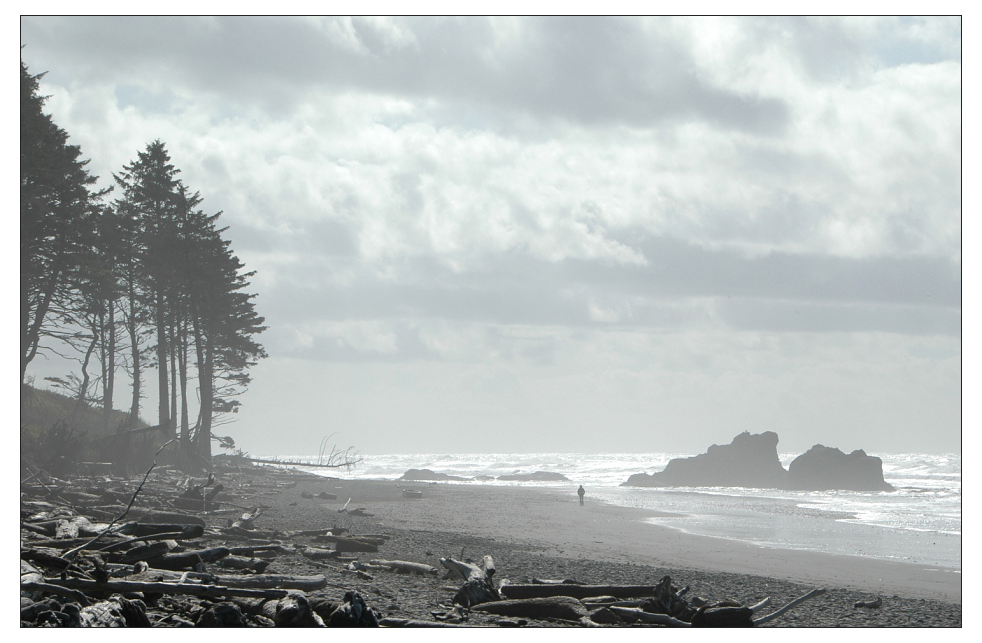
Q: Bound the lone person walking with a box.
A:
[577,485,585,506]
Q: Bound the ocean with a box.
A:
[269,451,961,571]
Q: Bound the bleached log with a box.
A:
[369,560,439,575]
[607,606,692,627]
[472,596,589,621]
[227,508,262,532]
[379,618,465,627]
[753,588,826,625]
[124,569,327,591]
[38,577,296,600]
[216,555,269,573]
[441,556,500,607]
[501,584,657,600]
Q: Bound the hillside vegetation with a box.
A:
[21,384,160,476]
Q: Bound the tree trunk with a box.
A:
[126,278,141,428]
[169,321,178,438]
[156,290,171,439]
[21,262,64,383]
[197,340,213,460]
[103,303,116,432]
[178,317,189,445]
[76,330,98,412]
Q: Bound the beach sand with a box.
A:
[248,473,960,627]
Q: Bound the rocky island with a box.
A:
[623,432,894,492]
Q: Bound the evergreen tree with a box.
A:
[113,140,183,437]
[21,60,107,383]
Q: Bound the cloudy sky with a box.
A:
[19,16,961,456]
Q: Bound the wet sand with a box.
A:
[317,479,960,603]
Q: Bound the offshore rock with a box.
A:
[622,431,789,489]
[399,469,470,482]
[787,445,894,491]
[497,471,570,482]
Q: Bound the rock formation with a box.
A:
[399,469,469,482]
[623,431,788,489]
[497,471,569,482]
[786,445,894,491]
[623,431,894,492]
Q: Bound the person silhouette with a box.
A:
[577,485,585,505]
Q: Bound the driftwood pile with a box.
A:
[21,457,830,628]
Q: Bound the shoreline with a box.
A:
[23,463,959,627]
[296,476,961,604]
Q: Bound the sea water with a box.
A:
[273,451,961,570]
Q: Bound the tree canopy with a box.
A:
[21,59,266,466]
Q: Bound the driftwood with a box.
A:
[640,575,697,621]
[501,584,657,600]
[107,540,175,564]
[690,605,755,627]
[311,533,385,545]
[333,537,380,553]
[121,566,327,590]
[216,555,270,573]
[266,594,325,627]
[129,510,206,526]
[379,618,465,627]
[327,590,380,627]
[116,522,205,540]
[754,588,826,625]
[299,546,344,560]
[79,596,152,627]
[21,581,94,607]
[145,547,232,571]
[441,556,501,607]
[369,559,439,575]
[228,544,292,557]
[21,549,90,576]
[42,576,296,600]
[62,439,176,562]
[227,508,263,533]
[472,596,589,621]
[607,606,692,627]
[197,602,248,627]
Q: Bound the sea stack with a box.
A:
[786,445,894,492]
[622,431,789,489]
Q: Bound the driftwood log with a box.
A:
[472,596,589,621]
[640,576,697,621]
[501,584,657,600]
[369,559,439,575]
[116,522,205,540]
[607,606,691,627]
[754,588,826,625]
[440,556,501,607]
[123,569,328,591]
[327,590,380,627]
[41,577,297,600]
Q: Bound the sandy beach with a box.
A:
[252,473,961,626]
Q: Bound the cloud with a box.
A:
[19,16,961,454]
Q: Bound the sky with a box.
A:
[18,15,963,457]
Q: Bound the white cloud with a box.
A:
[19,16,961,455]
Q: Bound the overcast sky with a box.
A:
[19,16,962,456]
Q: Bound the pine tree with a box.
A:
[21,60,107,383]
[113,140,183,437]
